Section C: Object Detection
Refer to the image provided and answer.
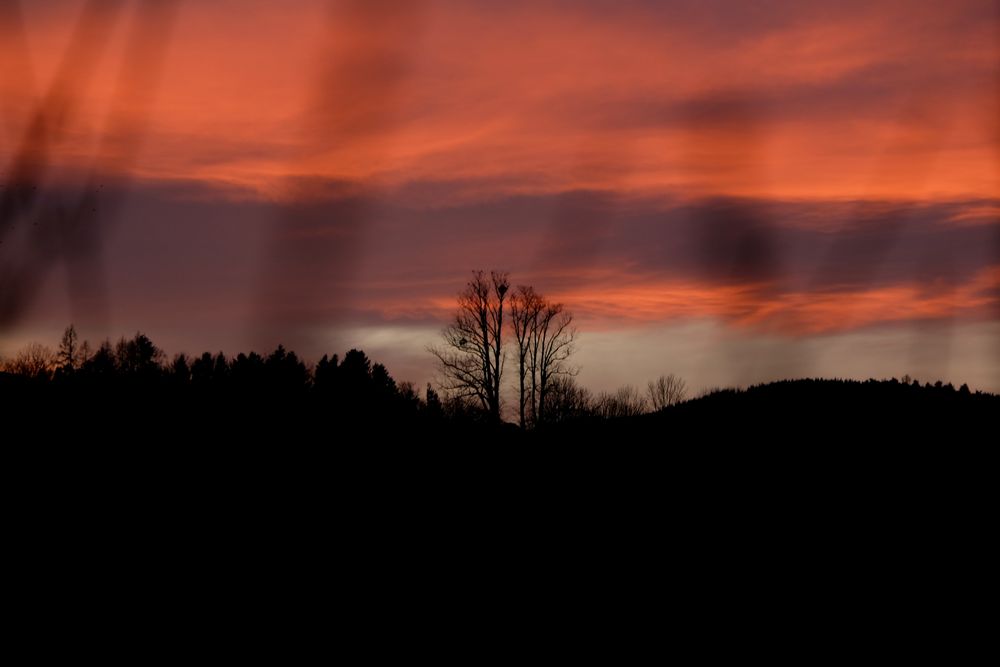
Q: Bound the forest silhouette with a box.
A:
[2,317,995,444]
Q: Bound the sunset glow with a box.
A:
[2,0,998,392]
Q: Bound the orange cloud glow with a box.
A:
[1,0,997,391]
[2,0,996,201]
[410,267,1000,336]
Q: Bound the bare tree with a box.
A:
[78,340,92,366]
[431,270,509,421]
[510,286,578,428]
[647,373,687,411]
[510,285,543,429]
[57,324,80,370]
[534,301,576,425]
[543,376,595,423]
[596,385,649,419]
[3,342,55,379]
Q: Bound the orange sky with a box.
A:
[1,0,998,390]
[3,0,997,200]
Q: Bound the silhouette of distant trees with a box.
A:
[84,340,117,380]
[595,385,649,418]
[114,332,164,378]
[1,322,997,444]
[539,376,594,424]
[0,327,453,440]
[5,342,55,380]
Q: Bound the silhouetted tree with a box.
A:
[191,352,215,387]
[231,352,265,390]
[533,300,576,425]
[78,340,92,366]
[81,340,116,380]
[510,285,543,429]
[212,352,230,388]
[647,373,687,411]
[314,353,339,392]
[596,385,649,419]
[509,284,577,428]
[431,270,509,421]
[3,342,55,379]
[114,332,163,377]
[170,354,191,384]
[425,383,443,419]
[397,381,421,413]
[372,362,396,398]
[340,349,372,386]
[542,376,595,424]
[57,324,80,370]
[265,344,310,393]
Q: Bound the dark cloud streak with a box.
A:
[0,0,179,331]
[252,0,426,348]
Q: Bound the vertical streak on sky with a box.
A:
[798,67,960,382]
[531,124,633,292]
[0,1,35,145]
[252,0,426,348]
[994,10,1000,389]
[61,0,181,331]
[0,0,125,328]
[684,95,795,385]
[0,0,179,334]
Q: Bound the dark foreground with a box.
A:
[4,374,992,596]
[3,373,994,444]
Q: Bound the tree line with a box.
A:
[0,271,693,430]
[0,326,455,433]
[2,319,994,442]
[1,317,689,436]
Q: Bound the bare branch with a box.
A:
[431,270,508,421]
[647,374,688,411]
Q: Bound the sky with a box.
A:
[1,0,998,395]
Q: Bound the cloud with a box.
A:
[12,181,989,336]
[3,0,997,392]
[4,0,995,199]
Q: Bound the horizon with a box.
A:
[2,0,998,395]
[5,312,998,399]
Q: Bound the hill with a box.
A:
[546,378,998,442]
